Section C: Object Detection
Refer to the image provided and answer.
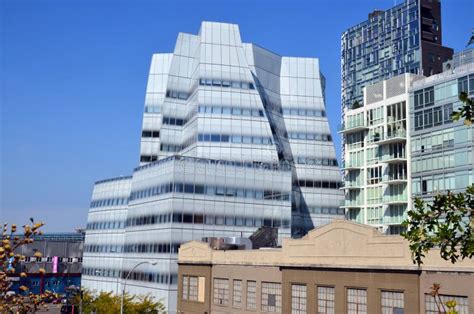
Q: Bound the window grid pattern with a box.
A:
[425,294,469,314]
[246,281,257,310]
[182,276,189,300]
[213,278,229,306]
[261,282,282,313]
[291,284,307,314]
[318,286,335,314]
[188,276,198,301]
[347,288,367,314]
[381,291,404,313]
[232,280,242,308]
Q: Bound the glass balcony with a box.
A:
[383,205,408,225]
[338,120,369,134]
[384,174,408,184]
[342,199,364,208]
[382,154,407,164]
[375,130,407,145]
[383,194,407,204]
[340,180,363,190]
[342,163,363,170]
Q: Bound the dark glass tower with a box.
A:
[341,0,453,112]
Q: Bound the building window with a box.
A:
[261,282,282,312]
[182,276,189,300]
[246,280,257,310]
[458,76,469,94]
[347,288,367,314]
[425,294,468,314]
[188,277,198,301]
[381,291,404,313]
[233,279,242,308]
[317,286,335,314]
[291,284,307,314]
[213,278,229,306]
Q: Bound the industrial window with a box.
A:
[261,282,282,312]
[317,286,335,314]
[182,275,205,302]
[213,278,229,306]
[381,291,404,313]
[291,284,307,314]
[347,288,367,314]
[425,294,468,314]
[232,280,242,308]
[246,281,257,310]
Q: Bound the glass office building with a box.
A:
[410,61,474,202]
[82,21,343,310]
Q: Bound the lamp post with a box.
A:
[120,261,157,314]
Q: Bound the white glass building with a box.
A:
[341,74,423,234]
[82,21,343,311]
[342,50,474,235]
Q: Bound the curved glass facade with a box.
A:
[83,21,343,310]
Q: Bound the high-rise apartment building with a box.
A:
[341,0,453,112]
[82,21,343,310]
[410,60,474,201]
[340,0,453,171]
[342,48,474,234]
[341,74,422,234]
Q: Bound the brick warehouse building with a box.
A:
[177,220,474,313]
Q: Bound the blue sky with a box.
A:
[1,0,472,231]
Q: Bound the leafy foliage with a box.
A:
[72,289,166,313]
[402,185,474,265]
[429,283,459,314]
[0,219,59,312]
[451,92,473,125]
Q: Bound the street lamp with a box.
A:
[120,261,157,314]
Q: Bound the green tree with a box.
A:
[73,289,166,313]
[402,187,474,265]
[402,93,474,265]
[451,92,473,125]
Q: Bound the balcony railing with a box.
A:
[341,180,363,189]
[383,194,407,204]
[375,130,407,145]
[338,120,369,134]
[383,211,408,225]
[343,199,365,207]
[382,154,407,163]
[384,174,408,183]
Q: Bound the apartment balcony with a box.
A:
[375,130,407,145]
[340,181,363,190]
[383,195,408,205]
[383,214,407,225]
[343,166,363,172]
[384,175,408,185]
[341,201,364,208]
[382,155,407,164]
[383,205,408,225]
[338,121,369,134]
